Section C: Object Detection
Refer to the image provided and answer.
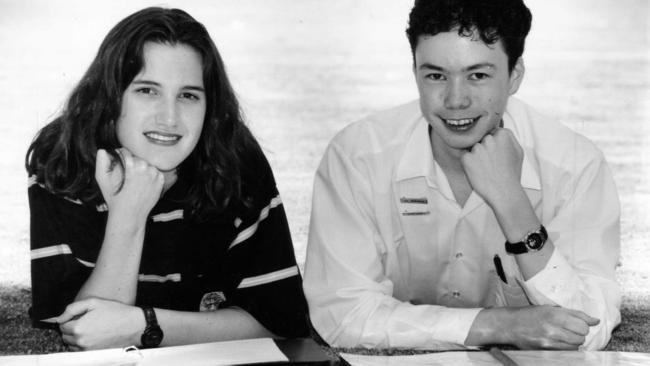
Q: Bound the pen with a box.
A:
[493,254,507,284]
[489,347,519,366]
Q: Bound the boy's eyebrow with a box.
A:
[418,62,497,72]
[418,63,445,72]
[131,79,205,92]
[464,62,497,72]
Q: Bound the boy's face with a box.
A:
[413,31,524,155]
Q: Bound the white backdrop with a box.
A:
[0,0,648,296]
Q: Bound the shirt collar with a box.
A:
[395,117,436,184]
[395,103,541,191]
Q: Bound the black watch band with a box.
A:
[505,225,548,254]
[140,307,163,348]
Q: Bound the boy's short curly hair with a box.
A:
[406,0,532,72]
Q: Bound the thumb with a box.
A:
[56,299,94,324]
[585,315,600,327]
[95,149,113,198]
[95,149,110,178]
[571,309,600,327]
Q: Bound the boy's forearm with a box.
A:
[489,186,554,280]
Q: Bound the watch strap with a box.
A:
[505,225,548,254]
[505,240,529,254]
[142,306,159,327]
[140,306,163,348]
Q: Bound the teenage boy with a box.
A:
[303,0,620,350]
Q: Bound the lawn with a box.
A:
[1,0,649,355]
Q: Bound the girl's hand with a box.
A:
[95,148,164,220]
[57,298,145,351]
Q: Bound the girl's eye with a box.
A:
[180,92,199,101]
[136,87,156,95]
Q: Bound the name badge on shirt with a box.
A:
[400,196,430,215]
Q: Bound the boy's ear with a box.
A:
[509,57,525,95]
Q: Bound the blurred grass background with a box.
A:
[0,0,648,354]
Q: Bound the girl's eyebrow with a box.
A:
[131,79,205,92]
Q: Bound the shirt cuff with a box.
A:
[522,248,577,305]
[428,307,483,346]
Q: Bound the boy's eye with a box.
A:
[426,73,446,81]
[470,73,490,80]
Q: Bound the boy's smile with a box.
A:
[413,30,524,159]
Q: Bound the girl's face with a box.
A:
[116,42,206,175]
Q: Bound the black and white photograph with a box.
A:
[0,0,648,364]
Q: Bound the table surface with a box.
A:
[340,350,650,366]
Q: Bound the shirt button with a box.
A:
[455,252,463,259]
[452,291,461,298]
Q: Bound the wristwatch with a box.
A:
[505,225,548,254]
[140,307,163,348]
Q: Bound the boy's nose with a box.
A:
[443,80,471,109]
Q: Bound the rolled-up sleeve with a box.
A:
[303,142,481,349]
[523,151,621,350]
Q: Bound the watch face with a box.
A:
[143,326,163,348]
[526,233,544,250]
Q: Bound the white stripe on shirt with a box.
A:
[31,244,73,260]
[75,258,96,267]
[152,209,184,222]
[229,195,282,250]
[138,273,182,283]
[31,244,96,267]
[237,266,299,289]
[28,176,108,212]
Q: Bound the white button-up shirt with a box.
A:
[303,97,621,350]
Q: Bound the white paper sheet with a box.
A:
[0,338,288,366]
[340,350,650,366]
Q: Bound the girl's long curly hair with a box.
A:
[26,7,265,219]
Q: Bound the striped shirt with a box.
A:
[28,158,309,338]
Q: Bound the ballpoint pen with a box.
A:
[493,254,507,284]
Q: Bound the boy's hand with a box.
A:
[460,128,524,208]
[467,305,600,350]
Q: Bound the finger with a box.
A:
[68,345,83,352]
[562,316,590,336]
[544,340,581,351]
[116,148,134,169]
[554,328,586,346]
[61,333,78,347]
[480,133,494,147]
[566,309,600,327]
[59,319,77,335]
[56,299,93,324]
[469,141,483,153]
[115,147,133,159]
[95,149,110,177]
